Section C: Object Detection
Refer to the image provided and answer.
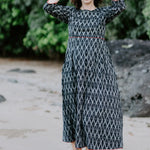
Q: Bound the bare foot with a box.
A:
[71,141,82,150]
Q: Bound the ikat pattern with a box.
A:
[43,1,126,149]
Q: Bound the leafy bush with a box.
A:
[0,0,150,58]
[23,20,68,56]
[142,0,150,38]
[0,0,69,57]
[0,0,29,56]
[105,0,149,40]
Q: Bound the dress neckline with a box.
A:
[79,7,99,12]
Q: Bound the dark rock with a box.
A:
[7,68,21,72]
[20,69,36,73]
[107,39,150,68]
[0,95,6,103]
[108,39,150,117]
[130,103,150,117]
[131,93,143,101]
[7,68,36,73]
[8,79,18,83]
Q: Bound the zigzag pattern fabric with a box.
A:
[43,0,126,149]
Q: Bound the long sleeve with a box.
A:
[102,0,126,24]
[43,1,74,24]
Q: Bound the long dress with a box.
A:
[43,0,126,149]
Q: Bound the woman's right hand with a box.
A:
[47,0,59,4]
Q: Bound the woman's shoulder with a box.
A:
[66,5,76,10]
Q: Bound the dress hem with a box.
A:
[62,140,123,150]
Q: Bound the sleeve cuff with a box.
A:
[47,0,58,4]
[111,0,126,10]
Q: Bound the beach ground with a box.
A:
[0,58,150,150]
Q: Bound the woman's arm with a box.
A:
[43,0,74,24]
[102,0,126,24]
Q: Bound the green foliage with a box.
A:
[0,0,69,57]
[142,0,150,38]
[23,20,68,55]
[23,1,69,55]
[0,0,150,58]
[105,0,149,40]
[0,0,29,55]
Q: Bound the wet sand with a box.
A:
[0,58,150,150]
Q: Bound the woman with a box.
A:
[43,0,126,149]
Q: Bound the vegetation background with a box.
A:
[0,0,150,59]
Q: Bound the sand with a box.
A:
[0,58,150,150]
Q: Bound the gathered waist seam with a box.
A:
[69,36,105,40]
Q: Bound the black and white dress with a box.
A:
[43,0,126,149]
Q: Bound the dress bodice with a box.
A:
[68,8,106,39]
[43,0,126,40]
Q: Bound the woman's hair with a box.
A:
[71,0,103,10]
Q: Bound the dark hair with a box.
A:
[71,0,103,10]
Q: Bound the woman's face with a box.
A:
[81,0,94,5]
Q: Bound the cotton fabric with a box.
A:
[43,1,126,149]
